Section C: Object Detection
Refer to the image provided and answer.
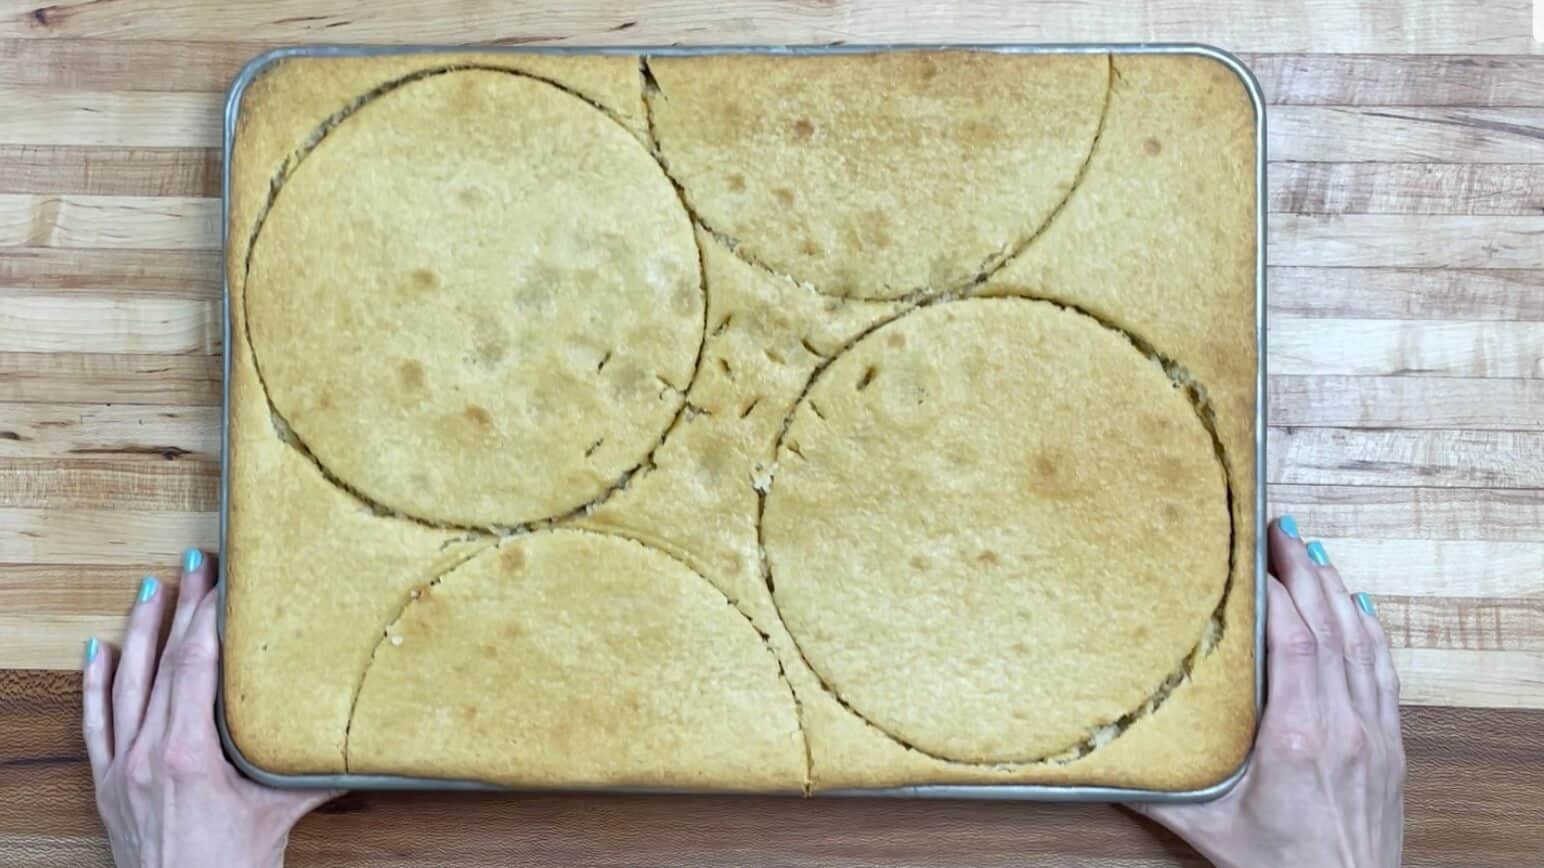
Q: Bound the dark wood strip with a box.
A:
[0,146,220,197]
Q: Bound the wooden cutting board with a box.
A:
[1,1,1542,865]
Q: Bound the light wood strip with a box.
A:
[1269,375,1544,430]
[1269,484,1544,543]
[0,195,218,250]
[1321,540,1544,599]
[0,458,217,511]
[5,0,1541,53]
[1267,267,1544,321]
[1245,54,1544,106]
[0,403,218,461]
[0,613,131,668]
[1379,596,1544,652]
[1269,317,1544,378]
[1267,427,1544,489]
[0,291,218,354]
[0,36,264,90]
[1270,162,1544,215]
[0,88,220,147]
[1270,106,1544,163]
[0,564,167,614]
[0,507,216,565]
[0,247,219,293]
[1393,648,1544,709]
[0,351,220,405]
[1271,214,1544,268]
[0,145,219,196]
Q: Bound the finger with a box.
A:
[112,574,170,754]
[164,548,213,650]
[82,637,116,787]
[166,589,222,754]
[1356,598,1403,745]
[1267,518,1349,700]
[1309,549,1381,724]
[1264,575,1318,709]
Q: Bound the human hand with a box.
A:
[82,549,340,868]
[1130,517,1405,868]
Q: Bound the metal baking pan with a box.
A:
[217,42,1267,802]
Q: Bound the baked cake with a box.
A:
[223,49,1258,793]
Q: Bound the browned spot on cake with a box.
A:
[457,187,484,206]
[398,359,426,391]
[1162,502,1183,523]
[316,392,333,410]
[886,332,905,349]
[473,335,509,367]
[909,554,929,571]
[726,173,746,192]
[773,187,795,207]
[461,705,479,721]
[463,404,494,430]
[479,642,499,659]
[917,57,940,81]
[499,547,525,575]
[799,238,822,257]
[1157,455,1190,486]
[501,623,523,640]
[408,268,439,292]
[791,118,815,141]
[1010,641,1027,654]
[976,550,1001,566]
[1143,137,1163,156]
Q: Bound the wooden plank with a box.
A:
[1269,375,1544,430]
[1394,648,1544,708]
[5,0,1542,53]
[0,403,218,461]
[0,458,218,511]
[1270,162,1544,215]
[1269,317,1544,378]
[0,291,218,353]
[1267,427,1544,489]
[1271,214,1544,268]
[0,88,220,147]
[0,564,173,608]
[0,37,265,90]
[0,195,218,249]
[1320,540,1544,599]
[0,146,219,196]
[1245,54,1544,106]
[0,247,219,293]
[1267,267,1544,321]
[1269,106,1544,163]
[0,352,221,405]
[1269,484,1544,543]
[0,507,216,565]
[1379,596,1544,652]
[0,670,1539,867]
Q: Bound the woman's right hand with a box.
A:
[1130,517,1405,868]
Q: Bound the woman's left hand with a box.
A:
[82,549,340,868]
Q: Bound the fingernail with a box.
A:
[1306,541,1331,566]
[1354,592,1377,617]
[1279,515,1300,540]
[137,575,159,604]
[84,637,99,665]
[182,547,203,573]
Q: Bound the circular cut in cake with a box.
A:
[646,52,1107,300]
[246,69,703,527]
[761,298,1230,763]
[346,529,805,789]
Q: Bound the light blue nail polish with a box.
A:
[84,637,99,664]
[137,575,159,604]
[1279,515,1300,540]
[183,548,203,573]
[1306,541,1331,566]
[1354,592,1377,617]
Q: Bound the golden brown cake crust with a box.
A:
[224,49,1259,793]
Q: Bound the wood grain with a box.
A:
[1,2,1542,863]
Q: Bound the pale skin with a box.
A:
[83,517,1402,867]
